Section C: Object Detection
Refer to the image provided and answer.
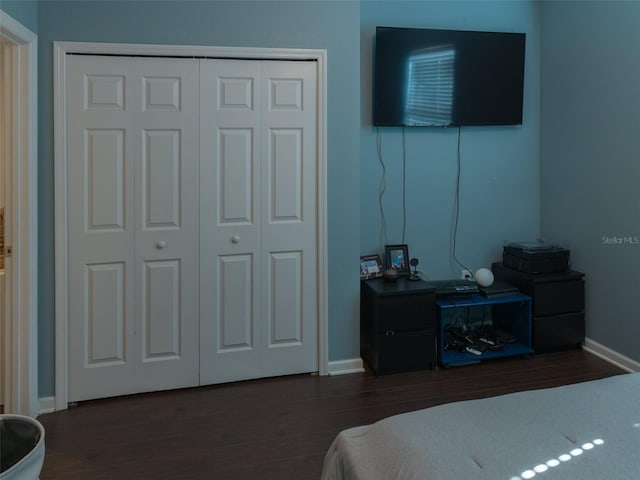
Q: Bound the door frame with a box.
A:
[53,41,328,411]
[0,11,39,417]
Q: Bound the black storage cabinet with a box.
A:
[492,262,585,351]
[360,278,437,374]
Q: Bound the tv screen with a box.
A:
[373,26,526,127]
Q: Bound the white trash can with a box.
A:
[0,415,45,480]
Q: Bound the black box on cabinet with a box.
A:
[503,245,570,274]
[360,278,437,375]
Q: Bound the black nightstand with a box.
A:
[492,262,585,351]
[360,278,437,375]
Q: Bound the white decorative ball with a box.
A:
[474,268,494,287]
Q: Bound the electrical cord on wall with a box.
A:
[401,127,407,244]
[377,126,471,276]
[376,128,407,247]
[376,128,388,246]
[452,126,473,275]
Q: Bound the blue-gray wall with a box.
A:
[27,0,640,398]
[360,1,541,279]
[541,1,640,362]
[0,0,37,33]
[36,0,360,396]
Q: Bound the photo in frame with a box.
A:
[384,244,409,275]
[360,254,384,280]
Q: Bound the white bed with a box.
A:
[321,373,640,480]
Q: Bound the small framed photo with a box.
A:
[360,254,383,280]
[384,244,409,275]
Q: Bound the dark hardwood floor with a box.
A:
[38,349,626,479]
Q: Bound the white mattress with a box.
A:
[321,373,640,480]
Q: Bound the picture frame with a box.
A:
[384,244,410,276]
[360,254,384,280]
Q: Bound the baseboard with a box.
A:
[584,338,640,373]
[38,396,56,416]
[38,363,365,411]
[328,358,365,376]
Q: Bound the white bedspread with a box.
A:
[321,373,640,480]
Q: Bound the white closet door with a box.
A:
[132,57,200,392]
[199,60,262,383]
[67,55,200,402]
[68,55,318,399]
[199,59,318,385]
[259,61,318,377]
[68,55,136,401]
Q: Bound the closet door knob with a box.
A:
[231,235,240,244]
[156,240,166,250]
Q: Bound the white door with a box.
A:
[67,55,200,402]
[66,54,319,401]
[1,43,6,409]
[199,59,318,384]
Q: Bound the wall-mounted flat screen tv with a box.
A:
[373,26,526,127]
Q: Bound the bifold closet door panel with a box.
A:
[132,57,200,392]
[199,59,319,385]
[67,55,136,402]
[259,60,318,377]
[199,60,263,384]
[67,55,200,402]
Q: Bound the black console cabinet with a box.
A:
[360,278,437,374]
[492,262,585,351]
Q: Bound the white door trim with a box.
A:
[0,10,39,417]
[53,41,328,411]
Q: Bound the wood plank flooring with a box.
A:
[38,349,626,479]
